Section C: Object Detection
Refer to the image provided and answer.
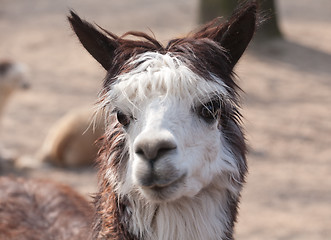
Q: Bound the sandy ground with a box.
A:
[0,0,330,239]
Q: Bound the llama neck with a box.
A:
[0,91,12,122]
[94,180,239,240]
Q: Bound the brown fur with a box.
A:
[92,118,134,239]
[0,176,93,240]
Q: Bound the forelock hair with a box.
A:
[101,20,240,101]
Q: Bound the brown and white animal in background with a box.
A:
[0,60,29,168]
[0,2,258,239]
[0,60,29,122]
[38,107,104,168]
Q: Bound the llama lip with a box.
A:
[142,173,186,191]
[139,173,187,202]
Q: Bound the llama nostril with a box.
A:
[135,148,144,156]
[134,139,177,161]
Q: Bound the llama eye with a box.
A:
[198,101,220,122]
[116,110,131,127]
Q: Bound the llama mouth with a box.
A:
[141,173,186,196]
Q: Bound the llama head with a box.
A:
[0,61,29,95]
[69,3,256,204]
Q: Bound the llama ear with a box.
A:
[218,3,257,68]
[68,11,118,70]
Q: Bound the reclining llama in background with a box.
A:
[38,107,104,168]
[0,2,257,239]
[0,60,29,171]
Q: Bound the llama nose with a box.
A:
[134,136,177,162]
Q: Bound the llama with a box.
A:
[38,107,104,168]
[0,60,29,123]
[0,2,257,239]
[74,2,257,239]
[0,60,29,170]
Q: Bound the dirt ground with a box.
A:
[1,0,330,239]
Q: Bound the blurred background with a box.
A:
[0,0,330,239]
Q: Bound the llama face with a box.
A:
[101,52,241,202]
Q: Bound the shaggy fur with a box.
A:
[0,177,93,240]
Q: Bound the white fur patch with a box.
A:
[100,52,230,112]
[127,185,233,240]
